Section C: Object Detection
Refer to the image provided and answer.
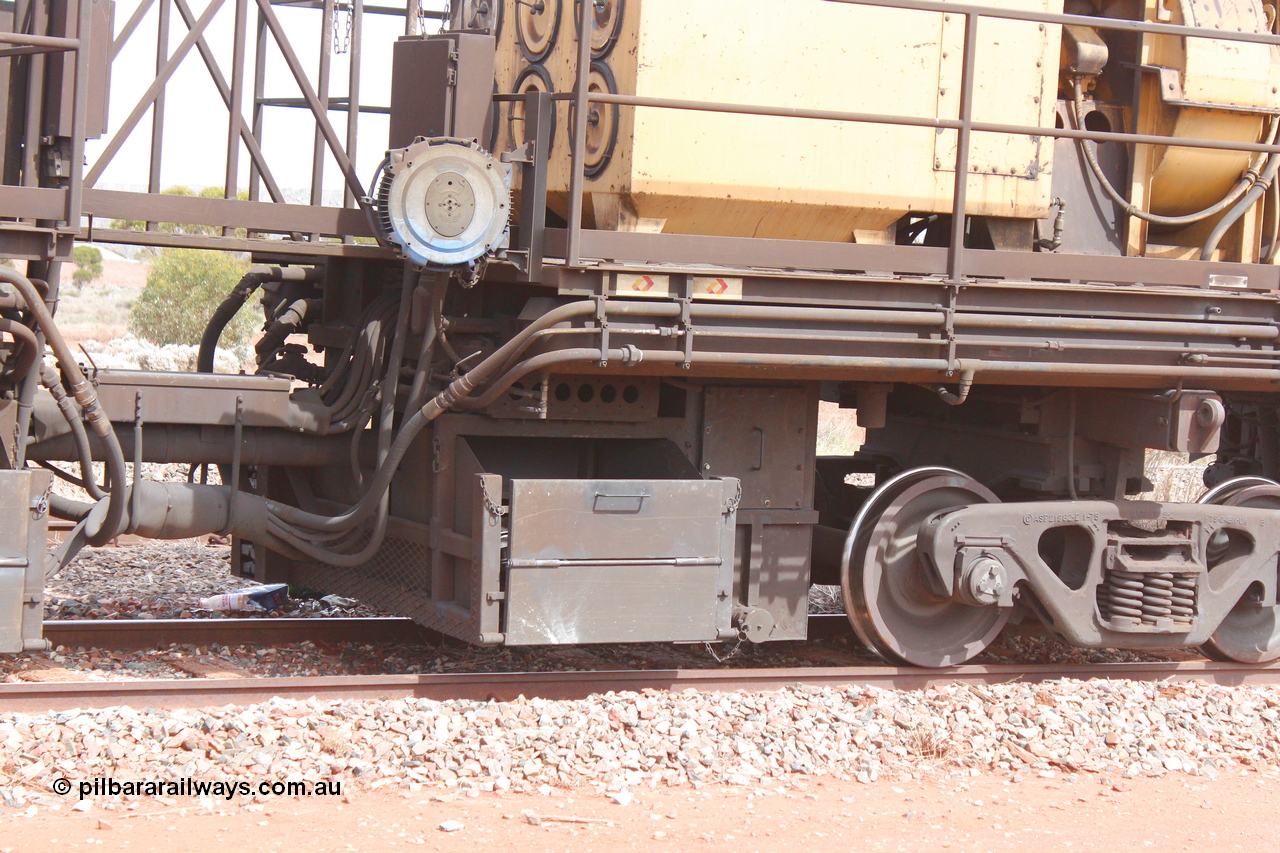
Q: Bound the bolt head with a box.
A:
[962,557,1007,606]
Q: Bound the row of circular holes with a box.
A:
[555,381,641,404]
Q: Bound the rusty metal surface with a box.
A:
[4,660,1280,713]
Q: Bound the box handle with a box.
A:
[593,493,647,513]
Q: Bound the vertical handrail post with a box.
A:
[21,0,47,197]
[566,0,594,267]
[66,0,93,230]
[344,0,364,212]
[225,0,248,234]
[248,5,267,201]
[947,9,979,285]
[148,0,171,227]
[517,89,552,282]
[310,0,336,217]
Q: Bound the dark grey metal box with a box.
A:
[503,478,738,644]
[0,469,50,653]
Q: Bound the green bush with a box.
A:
[71,245,103,293]
[130,249,256,349]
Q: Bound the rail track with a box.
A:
[38,614,859,651]
[7,615,1280,712]
[3,661,1277,714]
[41,616,442,650]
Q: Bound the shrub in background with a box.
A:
[130,249,256,352]
[71,245,103,292]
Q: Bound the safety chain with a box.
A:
[455,257,488,289]
[31,476,51,519]
[478,476,508,525]
[703,636,743,663]
[332,1,352,55]
[725,479,743,515]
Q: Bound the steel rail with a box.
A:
[38,614,856,650]
[3,659,1278,713]
[24,613,1000,653]
[41,617,440,650]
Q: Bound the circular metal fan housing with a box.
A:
[455,0,502,35]
[517,0,561,62]
[381,138,510,267]
[575,0,624,58]
[510,64,556,153]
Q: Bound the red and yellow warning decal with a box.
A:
[612,274,743,300]
[691,276,743,300]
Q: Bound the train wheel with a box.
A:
[841,467,1010,667]
[1198,477,1280,663]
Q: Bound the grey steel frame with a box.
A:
[0,0,450,260]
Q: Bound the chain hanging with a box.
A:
[704,636,744,663]
[478,476,508,525]
[333,0,352,55]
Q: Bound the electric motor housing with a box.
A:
[377,137,512,267]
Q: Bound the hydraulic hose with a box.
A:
[1202,148,1280,260]
[10,284,46,469]
[933,367,975,406]
[255,297,321,365]
[0,266,127,545]
[1266,178,1280,264]
[405,278,448,415]
[41,364,105,500]
[197,266,320,374]
[0,317,39,384]
[268,299,603,534]
[49,491,95,521]
[290,271,417,564]
[1071,78,1271,228]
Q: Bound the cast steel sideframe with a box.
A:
[922,499,1280,648]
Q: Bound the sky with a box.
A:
[85,0,448,203]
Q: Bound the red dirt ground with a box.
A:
[2,767,1274,852]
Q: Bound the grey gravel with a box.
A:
[44,542,389,620]
[2,679,1280,814]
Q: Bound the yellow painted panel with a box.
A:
[498,0,1063,241]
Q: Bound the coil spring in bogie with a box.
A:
[1103,570,1145,622]
[1170,573,1196,622]
[1098,570,1197,628]
[1141,572,1175,619]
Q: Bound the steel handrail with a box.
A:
[560,0,1280,283]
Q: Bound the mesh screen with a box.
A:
[291,533,438,624]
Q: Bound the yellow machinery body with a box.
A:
[494,0,1063,241]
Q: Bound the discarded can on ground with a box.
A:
[197,583,289,612]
